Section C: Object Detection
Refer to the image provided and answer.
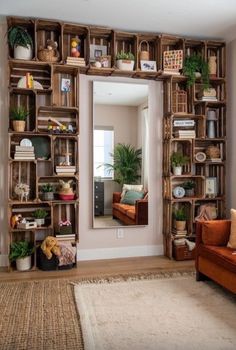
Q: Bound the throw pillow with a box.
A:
[121,184,143,199]
[202,220,231,246]
[227,209,236,248]
[121,190,144,205]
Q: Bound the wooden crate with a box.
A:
[63,23,89,63]
[36,19,62,62]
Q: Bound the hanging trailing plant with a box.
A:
[183,54,209,89]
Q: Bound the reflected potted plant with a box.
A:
[9,240,34,271]
[116,51,135,71]
[173,206,187,231]
[41,183,54,201]
[10,106,28,132]
[183,180,195,197]
[8,25,33,60]
[171,152,189,175]
[32,209,47,227]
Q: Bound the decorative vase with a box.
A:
[173,166,182,176]
[175,221,186,231]
[208,56,217,77]
[116,60,134,71]
[14,45,32,60]
[12,120,26,132]
[16,256,31,271]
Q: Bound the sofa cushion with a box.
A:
[202,220,231,246]
[126,207,136,220]
[228,209,236,249]
[112,203,134,214]
[121,190,144,205]
[121,184,143,199]
[198,244,236,273]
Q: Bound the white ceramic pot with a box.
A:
[14,45,32,60]
[116,59,134,71]
[35,218,45,227]
[173,166,182,176]
[16,256,31,271]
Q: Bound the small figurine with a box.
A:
[71,37,81,57]
[14,183,30,202]
[67,124,74,133]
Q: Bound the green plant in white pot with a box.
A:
[8,25,33,60]
[33,209,47,227]
[171,152,189,175]
[41,183,54,201]
[9,241,34,271]
[116,51,135,71]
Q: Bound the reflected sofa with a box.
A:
[112,192,148,225]
[195,220,236,293]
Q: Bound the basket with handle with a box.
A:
[139,40,150,61]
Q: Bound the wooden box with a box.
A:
[173,244,195,261]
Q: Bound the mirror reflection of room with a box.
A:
[93,81,149,228]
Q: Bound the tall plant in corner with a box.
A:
[101,143,142,186]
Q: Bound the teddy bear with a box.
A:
[41,236,61,260]
[46,39,60,60]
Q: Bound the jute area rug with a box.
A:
[0,279,83,350]
[74,273,236,350]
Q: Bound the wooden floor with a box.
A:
[0,256,194,282]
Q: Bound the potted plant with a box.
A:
[171,152,189,175]
[101,143,142,186]
[173,206,187,231]
[32,209,48,227]
[183,180,196,197]
[183,54,209,89]
[8,25,33,60]
[10,106,28,132]
[41,183,54,201]
[9,240,34,271]
[116,51,135,71]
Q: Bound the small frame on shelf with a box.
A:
[205,177,217,198]
[140,60,157,72]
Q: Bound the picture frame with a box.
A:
[205,177,217,197]
[140,60,157,72]
[90,44,107,61]
[61,78,71,92]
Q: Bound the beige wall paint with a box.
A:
[79,75,163,259]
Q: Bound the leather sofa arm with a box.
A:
[113,192,122,203]
[135,199,148,225]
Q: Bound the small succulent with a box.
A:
[32,209,48,219]
[10,106,29,121]
[41,183,53,193]
[116,51,135,61]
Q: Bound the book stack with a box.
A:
[172,229,188,239]
[55,234,76,242]
[173,238,186,246]
[14,145,35,160]
[174,130,196,139]
[208,158,222,162]
[66,56,86,67]
[56,165,76,175]
[200,96,218,102]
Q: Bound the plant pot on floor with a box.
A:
[12,120,26,132]
[116,59,135,71]
[14,45,32,60]
[16,255,32,271]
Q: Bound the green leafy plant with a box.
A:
[116,51,135,61]
[8,26,33,49]
[182,180,195,190]
[171,152,189,167]
[173,206,187,221]
[10,106,28,121]
[32,209,48,219]
[41,183,53,193]
[9,241,34,262]
[183,54,209,89]
[101,143,142,186]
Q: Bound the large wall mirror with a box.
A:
[93,81,149,228]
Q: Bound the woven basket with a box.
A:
[139,40,150,61]
[38,48,59,62]
[206,145,220,159]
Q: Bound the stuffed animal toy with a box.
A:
[46,39,60,60]
[11,214,22,228]
[58,179,75,200]
[41,236,61,260]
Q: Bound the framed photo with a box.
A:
[98,55,111,68]
[90,44,107,61]
[205,177,217,197]
[140,60,157,72]
[61,78,71,92]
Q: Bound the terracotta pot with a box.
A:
[12,120,26,132]
[176,220,186,231]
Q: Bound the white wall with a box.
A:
[78,75,163,260]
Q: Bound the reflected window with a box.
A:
[94,127,114,179]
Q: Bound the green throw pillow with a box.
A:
[121,190,144,205]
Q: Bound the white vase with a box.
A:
[16,256,31,271]
[173,166,182,175]
[35,218,45,227]
[14,45,32,60]
[116,59,134,71]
